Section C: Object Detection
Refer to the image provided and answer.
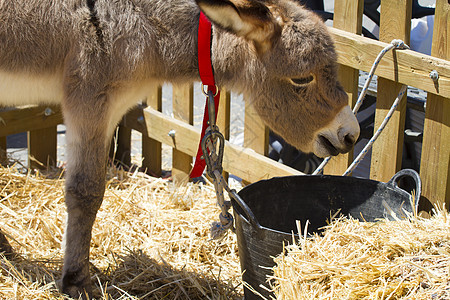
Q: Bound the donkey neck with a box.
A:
[210,28,265,96]
[145,0,255,89]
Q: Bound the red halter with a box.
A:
[190,12,221,178]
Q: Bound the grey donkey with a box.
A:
[0,0,360,298]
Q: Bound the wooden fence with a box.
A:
[0,0,448,208]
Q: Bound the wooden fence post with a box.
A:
[0,105,63,168]
[217,90,231,182]
[111,125,132,167]
[28,126,57,169]
[420,0,450,207]
[370,0,412,182]
[172,83,193,185]
[142,85,163,177]
[243,101,268,184]
[326,0,363,175]
[244,103,268,157]
[0,136,6,164]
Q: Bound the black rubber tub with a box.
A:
[232,169,421,299]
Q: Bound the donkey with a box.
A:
[0,0,360,298]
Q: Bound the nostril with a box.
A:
[344,134,356,147]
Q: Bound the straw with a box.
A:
[271,205,450,299]
[2,163,449,300]
[0,165,242,299]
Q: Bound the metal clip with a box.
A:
[207,90,216,129]
[201,126,225,178]
[200,87,225,178]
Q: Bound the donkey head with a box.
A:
[197,0,360,158]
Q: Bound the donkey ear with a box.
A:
[196,0,283,55]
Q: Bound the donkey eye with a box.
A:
[291,75,314,85]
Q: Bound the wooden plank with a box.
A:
[420,0,450,208]
[142,85,162,177]
[28,126,57,169]
[122,107,303,183]
[328,27,450,98]
[370,0,411,182]
[172,83,193,184]
[325,0,363,175]
[0,105,63,137]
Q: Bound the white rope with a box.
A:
[312,39,410,176]
[343,84,407,176]
[206,39,410,239]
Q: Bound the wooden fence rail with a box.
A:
[0,0,448,208]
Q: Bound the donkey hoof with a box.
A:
[62,284,91,300]
[61,271,92,300]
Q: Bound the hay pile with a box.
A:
[272,209,450,299]
[0,166,242,299]
[2,162,450,300]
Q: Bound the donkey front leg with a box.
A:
[61,106,113,299]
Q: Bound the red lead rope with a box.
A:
[190,12,221,178]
